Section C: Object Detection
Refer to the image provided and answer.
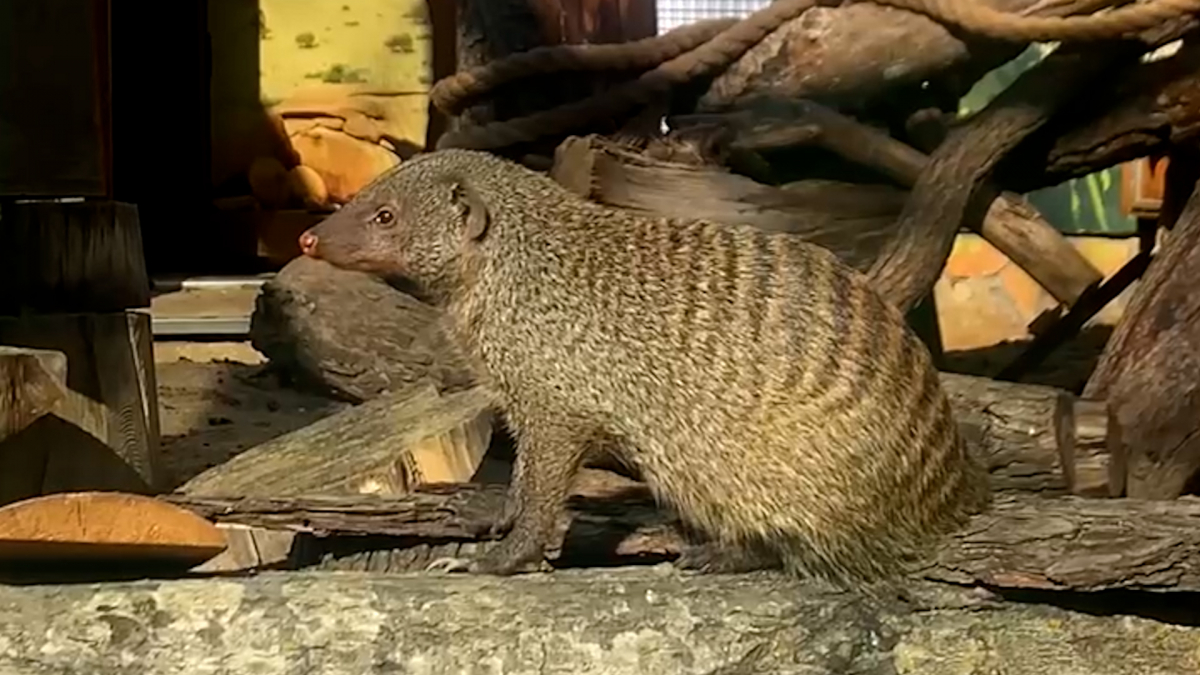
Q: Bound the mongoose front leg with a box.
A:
[427,419,589,575]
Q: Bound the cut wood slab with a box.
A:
[0,345,67,443]
[189,523,298,574]
[177,382,495,498]
[249,255,476,403]
[0,312,162,506]
[1,570,1197,675]
[0,491,226,567]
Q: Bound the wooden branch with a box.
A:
[177,382,495,499]
[0,200,150,313]
[0,312,162,505]
[2,570,1198,675]
[868,44,1140,314]
[249,255,477,403]
[1004,38,1200,192]
[0,346,67,443]
[1081,176,1200,499]
[675,101,1105,306]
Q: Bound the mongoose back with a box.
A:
[298,148,990,584]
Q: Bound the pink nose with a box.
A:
[298,231,319,257]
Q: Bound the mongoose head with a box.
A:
[298,150,499,301]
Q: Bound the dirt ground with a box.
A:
[154,327,1113,490]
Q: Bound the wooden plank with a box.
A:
[0,199,150,314]
[0,346,68,444]
[0,0,111,197]
[0,312,163,505]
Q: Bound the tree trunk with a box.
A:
[0,569,1195,674]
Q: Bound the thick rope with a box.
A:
[430,18,739,116]
[434,0,829,150]
[873,0,1200,41]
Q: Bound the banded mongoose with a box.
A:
[297,148,991,584]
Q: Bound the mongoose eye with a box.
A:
[372,208,395,226]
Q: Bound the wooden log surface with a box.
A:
[0,200,150,314]
[1079,176,1200,499]
[0,312,162,505]
[1,569,1197,675]
[0,346,67,443]
[177,382,495,499]
[249,255,476,403]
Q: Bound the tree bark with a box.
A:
[1,569,1197,675]
[1080,176,1200,499]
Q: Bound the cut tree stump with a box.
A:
[1,570,1197,675]
[0,200,150,314]
[1082,176,1200,499]
[0,312,162,506]
[249,255,476,403]
[0,491,226,571]
[177,381,496,498]
[0,345,67,444]
[164,484,1200,593]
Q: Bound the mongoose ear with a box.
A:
[451,181,490,242]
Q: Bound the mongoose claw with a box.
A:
[424,556,477,574]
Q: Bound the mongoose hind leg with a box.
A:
[427,417,591,575]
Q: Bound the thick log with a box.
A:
[0,200,150,314]
[698,0,1098,115]
[177,382,495,499]
[1,570,1198,675]
[164,483,1200,593]
[249,255,476,403]
[1080,176,1200,499]
[0,346,67,443]
[0,312,162,506]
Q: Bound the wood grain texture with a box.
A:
[177,382,495,499]
[0,346,67,443]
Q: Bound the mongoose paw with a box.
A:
[675,541,780,574]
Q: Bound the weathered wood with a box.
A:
[2,570,1197,675]
[0,0,112,197]
[0,200,150,314]
[1056,398,1113,498]
[1006,36,1200,192]
[164,483,1200,593]
[0,312,162,506]
[177,382,495,499]
[920,494,1200,592]
[667,106,1105,307]
[698,0,1098,115]
[0,491,226,569]
[0,346,67,443]
[551,134,903,271]
[1081,177,1200,499]
[190,523,296,574]
[249,255,476,403]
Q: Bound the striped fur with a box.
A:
[302,149,991,584]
